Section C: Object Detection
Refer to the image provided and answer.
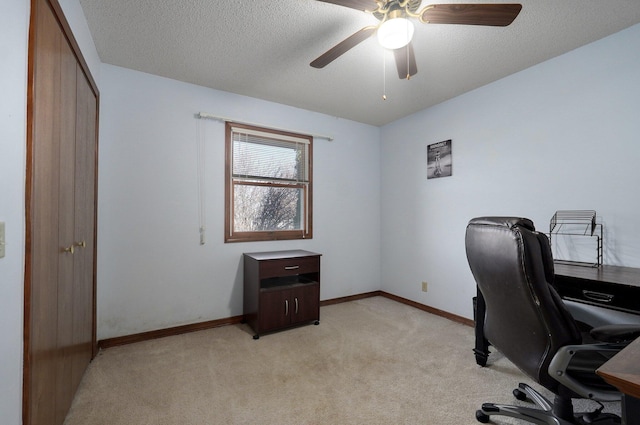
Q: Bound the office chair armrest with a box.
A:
[590,324,640,343]
[548,344,623,402]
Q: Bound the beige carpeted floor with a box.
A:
[63,296,617,424]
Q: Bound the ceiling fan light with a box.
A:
[377,17,414,50]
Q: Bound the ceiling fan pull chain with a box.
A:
[406,43,410,80]
[405,20,411,80]
[382,48,387,100]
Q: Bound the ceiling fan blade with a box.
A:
[393,42,418,79]
[310,26,377,68]
[315,0,379,12]
[421,4,522,26]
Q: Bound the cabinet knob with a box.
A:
[75,240,86,248]
[63,245,74,254]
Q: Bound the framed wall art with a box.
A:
[427,139,452,179]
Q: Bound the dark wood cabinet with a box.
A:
[244,250,321,339]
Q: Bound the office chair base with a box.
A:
[475,383,621,425]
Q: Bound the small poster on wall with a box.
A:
[427,139,452,179]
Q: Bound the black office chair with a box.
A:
[465,217,640,425]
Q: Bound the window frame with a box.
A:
[224,122,313,243]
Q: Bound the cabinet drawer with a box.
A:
[555,275,640,314]
[260,256,319,279]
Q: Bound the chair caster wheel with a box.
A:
[476,410,490,423]
[513,388,527,401]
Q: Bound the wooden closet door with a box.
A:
[26,1,99,424]
[29,2,64,422]
[71,63,97,391]
[54,32,78,424]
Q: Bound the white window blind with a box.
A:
[231,127,309,184]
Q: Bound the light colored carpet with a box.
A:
[63,296,617,424]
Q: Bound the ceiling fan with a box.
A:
[310,1,522,79]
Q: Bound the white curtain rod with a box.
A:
[195,112,334,141]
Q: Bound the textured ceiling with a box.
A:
[78,0,640,126]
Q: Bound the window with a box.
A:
[225,122,313,242]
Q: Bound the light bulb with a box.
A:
[377,17,414,50]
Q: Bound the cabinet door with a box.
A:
[291,283,320,325]
[259,289,291,332]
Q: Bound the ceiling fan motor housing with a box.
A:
[374,0,422,21]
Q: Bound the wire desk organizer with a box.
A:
[549,210,602,267]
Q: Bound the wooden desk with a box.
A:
[597,337,640,425]
[554,263,640,315]
[474,264,640,366]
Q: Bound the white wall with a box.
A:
[0,2,28,424]
[97,64,381,339]
[380,23,640,320]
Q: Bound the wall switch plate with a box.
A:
[422,281,428,292]
[0,222,5,258]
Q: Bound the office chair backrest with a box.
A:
[465,217,582,391]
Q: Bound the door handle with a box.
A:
[295,297,299,314]
[285,299,289,316]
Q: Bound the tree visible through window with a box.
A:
[225,122,312,242]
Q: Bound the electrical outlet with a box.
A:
[422,281,428,292]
